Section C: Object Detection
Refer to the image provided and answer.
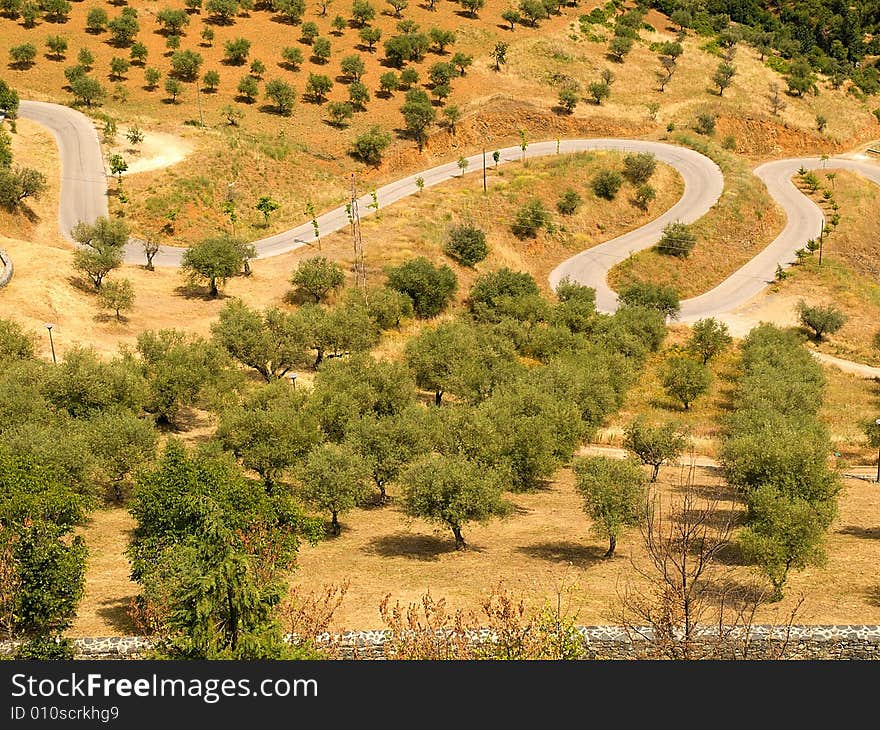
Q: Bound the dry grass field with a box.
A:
[70,459,880,636]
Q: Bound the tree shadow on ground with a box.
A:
[364,532,465,561]
[838,525,880,540]
[516,541,606,569]
[865,586,880,607]
[96,597,139,634]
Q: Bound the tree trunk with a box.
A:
[452,525,465,550]
[209,278,219,297]
[331,510,340,535]
[604,534,616,558]
[434,389,443,406]
[651,464,661,483]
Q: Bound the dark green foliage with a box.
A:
[443,223,488,267]
[660,356,711,410]
[556,189,582,215]
[401,454,510,548]
[687,317,732,364]
[573,455,646,556]
[623,419,688,482]
[385,257,458,318]
[511,199,550,238]
[592,169,623,200]
[796,301,847,340]
[617,281,680,319]
[181,234,250,296]
[656,221,697,258]
[622,152,657,185]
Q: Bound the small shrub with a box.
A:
[511,199,551,238]
[556,189,582,215]
[656,222,697,258]
[443,223,488,267]
[592,169,623,200]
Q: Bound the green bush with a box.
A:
[511,199,551,238]
[444,223,488,267]
[555,189,582,215]
[591,169,623,200]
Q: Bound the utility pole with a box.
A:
[196,81,204,127]
[349,174,366,293]
[482,149,486,193]
[818,221,825,265]
[45,323,56,364]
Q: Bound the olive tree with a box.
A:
[299,444,371,535]
[573,455,646,557]
[71,216,129,288]
[623,419,688,482]
[687,318,732,364]
[796,301,847,340]
[661,356,711,410]
[181,234,248,297]
[401,454,510,549]
[289,256,345,303]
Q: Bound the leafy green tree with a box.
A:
[108,152,127,182]
[304,72,332,101]
[312,37,331,63]
[459,0,483,16]
[280,45,303,70]
[202,68,220,91]
[351,126,391,166]
[656,221,697,258]
[41,0,70,21]
[359,26,381,50]
[156,7,190,34]
[224,36,251,65]
[327,100,354,127]
[136,330,226,426]
[592,169,623,200]
[71,216,128,288]
[301,20,319,43]
[216,382,321,491]
[98,277,135,320]
[622,152,656,185]
[181,234,248,297]
[661,356,711,410]
[608,35,633,62]
[69,74,106,106]
[164,76,183,102]
[501,8,520,29]
[618,281,680,319]
[86,410,157,501]
[573,455,646,556]
[687,318,732,364]
[206,0,239,22]
[518,0,546,26]
[340,53,365,81]
[0,319,35,361]
[797,301,847,340]
[236,74,258,101]
[623,419,688,482]
[108,9,140,47]
[289,256,345,303]
[401,454,510,549]
[9,43,37,68]
[344,410,427,501]
[511,199,550,238]
[587,81,609,104]
[212,299,308,381]
[558,87,579,112]
[444,223,487,267]
[264,78,296,115]
[273,0,305,23]
[86,6,108,32]
[347,80,370,109]
[786,58,816,97]
[351,0,375,26]
[556,189,581,215]
[713,61,736,95]
[129,41,148,65]
[385,256,458,318]
[405,320,518,405]
[144,66,161,89]
[400,88,435,151]
[298,443,370,534]
[739,487,827,601]
[170,49,203,81]
[45,35,68,60]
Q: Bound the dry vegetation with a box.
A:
[69,462,880,636]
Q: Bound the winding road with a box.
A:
[15,100,880,330]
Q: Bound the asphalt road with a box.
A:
[16,101,880,324]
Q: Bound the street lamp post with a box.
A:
[876,418,880,484]
[45,323,56,364]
